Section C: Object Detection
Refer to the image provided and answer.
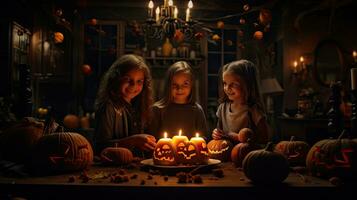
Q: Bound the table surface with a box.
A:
[1,161,350,199]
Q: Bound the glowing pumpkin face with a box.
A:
[176,141,198,165]
[153,143,176,166]
[207,139,233,162]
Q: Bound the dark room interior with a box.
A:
[0,0,356,199]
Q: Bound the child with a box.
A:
[212,60,270,144]
[94,54,156,154]
[149,61,208,138]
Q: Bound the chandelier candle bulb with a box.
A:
[186,8,190,22]
[148,0,154,18]
[155,7,160,24]
[351,68,357,90]
[174,7,178,18]
[353,50,357,63]
[293,61,298,73]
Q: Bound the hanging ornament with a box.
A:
[212,34,221,41]
[194,32,204,40]
[243,4,250,11]
[88,18,98,26]
[217,21,225,29]
[253,31,263,40]
[174,30,184,43]
[55,9,63,17]
[226,40,233,46]
[81,64,92,76]
[259,9,272,26]
[239,18,246,25]
[238,30,244,37]
[53,32,64,44]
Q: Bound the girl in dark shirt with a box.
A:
[94,54,156,154]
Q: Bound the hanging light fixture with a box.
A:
[145,0,195,40]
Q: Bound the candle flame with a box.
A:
[148,0,154,9]
[155,7,160,14]
[164,132,167,138]
[179,129,182,136]
[293,61,298,67]
[188,0,193,8]
[196,133,199,137]
[168,0,173,6]
[300,56,304,63]
[353,50,357,58]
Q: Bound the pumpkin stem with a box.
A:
[264,142,274,152]
[290,136,295,142]
[337,130,346,140]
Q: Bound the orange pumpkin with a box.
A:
[274,136,309,166]
[207,139,233,161]
[253,31,263,40]
[231,140,259,167]
[0,117,44,164]
[32,132,93,174]
[54,32,64,44]
[238,128,254,143]
[100,147,133,165]
[63,114,80,129]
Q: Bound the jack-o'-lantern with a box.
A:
[153,142,176,166]
[192,140,209,164]
[274,136,309,166]
[0,117,44,164]
[242,142,289,184]
[176,141,199,165]
[207,139,233,162]
[31,132,93,175]
[306,131,357,180]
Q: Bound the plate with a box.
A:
[140,159,221,170]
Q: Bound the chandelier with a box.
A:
[145,0,195,40]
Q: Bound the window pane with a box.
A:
[208,53,222,74]
[208,75,219,98]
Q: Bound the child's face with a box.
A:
[222,72,246,104]
[171,72,192,104]
[119,69,145,103]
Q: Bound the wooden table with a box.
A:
[0,162,351,199]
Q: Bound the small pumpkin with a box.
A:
[231,139,259,167]
[32,132,93,174]
[274,136,309,166]
[306,131,357,180]
[63,114,80,129]
[207,139,233,162]
[100,147,133,165]
[238,128,254,143]
[242,142,289,184]
[0,117,44,164]
[253,31,263,40]
[53,32,64,44]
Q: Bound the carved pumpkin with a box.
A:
[100,147,133,165]
[242,142,289,184]
[238,128,254,143]
[231,140,259,167]
[175,141,200,165]
[153,138,176,166]
[306,132,357,180]
[0,117,44,164]
[32,132,93,174]
[190,137,209,164]
[274,136,309,166]
[207,139,233,162]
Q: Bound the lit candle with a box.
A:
[353,50,357,63]
[351,68,357,90]
[155,7,160,24]
[186,8,190,22]
[293,61,298,73]
[190,133,209,163]
[174,7,178,19]
[153,132,176,166]
[300,56,306,70]
[148,0,154,18]
[172,130,189,147]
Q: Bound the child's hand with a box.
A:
[132,134,157,152]
[212,128,225,140]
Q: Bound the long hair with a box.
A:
[218,59,265,112]
[95,54,153,125]
[154,61,196,108]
